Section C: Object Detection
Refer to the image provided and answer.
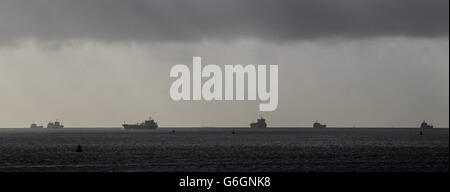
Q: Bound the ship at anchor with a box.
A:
[123,117,158,129]
[47,120,64,129]
[250,116,267,128]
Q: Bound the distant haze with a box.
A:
[0,0,448,128]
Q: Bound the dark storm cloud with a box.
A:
[0,0,448,44]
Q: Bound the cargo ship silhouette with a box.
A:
[122,117,158,129]
[250,116,267,128]
[30,123,44,129]
[47,120,64,129]
[420,121,433,129]
[313,121,327,129]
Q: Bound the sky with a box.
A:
[0,0,448,128]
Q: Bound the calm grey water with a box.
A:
[0,128,448,172]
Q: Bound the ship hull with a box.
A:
[122,124,157,129]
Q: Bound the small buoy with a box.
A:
[76,144,83,152]
[231,131,235,134]
[420,131,423,136]
[172,130,176,134]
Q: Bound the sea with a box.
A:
[0,128,448,172]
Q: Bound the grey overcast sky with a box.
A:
[0,0,448,127]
